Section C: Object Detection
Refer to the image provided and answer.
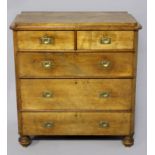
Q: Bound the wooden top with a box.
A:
[10,12,141,30]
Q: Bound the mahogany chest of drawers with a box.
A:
[10,12,141,147]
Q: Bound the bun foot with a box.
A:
[19,136,32,147]
[122,135,134,147]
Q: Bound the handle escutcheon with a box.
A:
[99,121,109,128]
[42,61,54,69]
[43,122,54,128]
[42,91,53,98]
[99,92,110,98]
[100,37,111,44]
[40,36,54,44]
[100,60,111,68]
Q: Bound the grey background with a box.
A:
[7,0,147,155]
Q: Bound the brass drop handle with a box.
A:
[42,91,53,98]
[100,37,111,44]
[100,60,111,68]
[42,61,54,69]
[99,92,110,98]
[40,36,54,44]
[99,121,109,128]
[43,122,54,128]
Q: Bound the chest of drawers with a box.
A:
[10,12,141,147]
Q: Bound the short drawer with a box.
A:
[18,52,134,78]
[16,31,74,50]
[20,79,133,111]
[22,112,131,135]
[77,31,134,50]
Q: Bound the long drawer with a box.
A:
[20,79,133,111]
[18,52,134,78]
[22,112,131,135]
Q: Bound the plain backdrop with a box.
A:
[7,0,147,155]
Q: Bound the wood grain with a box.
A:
[17,31,74,50]
[10,12,141,30]
[77,31,134,50]
[22,112,131,135]
[13,31,23,135]
[18,52,134,78]
[10,12,141,146]
[20,79,133,111]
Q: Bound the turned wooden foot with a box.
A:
[122,135,134,147]
[19,136,32,147]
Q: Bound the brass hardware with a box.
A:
[99,121,109,128]
[100,37,111,44]
[43,122,54,128]
[99,92,110,98]
[40,36,54,44]
[100,60,111,68]
[42,91,53,98]
[42,61,53,69]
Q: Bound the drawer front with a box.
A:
[17,31,74,50]
[20,79,133,111]
[18,53,134,78]
[22,112,131,135]
[77,31,134,50]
